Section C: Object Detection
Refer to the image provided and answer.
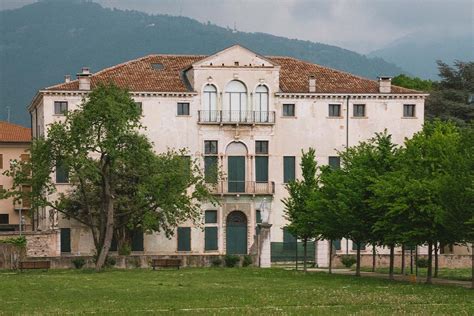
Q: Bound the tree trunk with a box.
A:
[303,238,308,273]
[389,244,395,280]
[355,243,361,277]
[401,244,405,275]
[426,242,433,284]
[415,245,419,276]
[410,248,413,275]
[329,240,333,274]
[95,165,115,271]
[434,243,439,278]
[471,243,473,289]
[372,244,376,272]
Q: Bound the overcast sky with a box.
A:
[1,0,473,53]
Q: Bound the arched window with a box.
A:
[255,85,269,122]
[224,80,247,122]
[203,84,217,122]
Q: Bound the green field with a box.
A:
[357,267,472,282]
[0,268,472,315]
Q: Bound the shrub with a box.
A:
[416,258,429,268]
[242,255,253,267]
[211,257,222,267]
[105,256,117,268]
[340,255,357,268]
[129,257,141,268]
[72,258,86,269]
[224,255,240,267]
[0,236,27,248]
[118,244,131,256]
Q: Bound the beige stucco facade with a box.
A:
[29,46,427,265]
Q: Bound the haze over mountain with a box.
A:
[0,0,409,126]
[369,29,474,80]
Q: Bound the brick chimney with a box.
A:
[378,76,392,93]
[309,75,316,93]
[64,75,71,83]
[77,67,91,90]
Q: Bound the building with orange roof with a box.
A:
[28,45,428,265]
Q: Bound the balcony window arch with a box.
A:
[255,85,269,122]
[203,84,217,122]
[224,80,247,122]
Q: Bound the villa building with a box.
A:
[28,45,427,265]
[0,121,32,232]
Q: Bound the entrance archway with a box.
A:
[226,211,248,254]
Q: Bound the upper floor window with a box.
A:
[224,81,247,120]
[0,154,3,169]
[204,141,218,183]
[202,85,218,122]
[255,141,269,155]
[56,161,69,184]
[177,102,190,116]
[54,101,68,115]
[353,104,366,117]
[329,104,341,117]
[204,140,218,155]
[0,214,8,224]
[328,156,341,169]
[282,104,295,117]
[403,104,416,117]
[135,102,143,114]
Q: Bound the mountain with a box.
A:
[0,0,406,126]
[368,30,474,80]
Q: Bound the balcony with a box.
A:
[209,181,275,195]
[198,111,275,125]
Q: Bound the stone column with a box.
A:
[316,240,330,268]
[258,223,272,268]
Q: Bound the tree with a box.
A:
[2,84,214,270]
[392,74,434,92]
[282,148,318,272]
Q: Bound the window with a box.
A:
[352,242,366,251]
[255,141,268,155]
[403,104,416,117]
[283,104,295,117]
[204,140,218,155]
[203,85,217,122]
[135,102,143,114]
[56,161,69,183]
[0,154,3,169]
[283,156,295,183]
[60,228,71,253]
[255,85,269,122]
[329,104,341,117]
[0,214,9,225]
[333,239,341,251]
[256,210,262,224]
[204,227,218,251]
[54,101,68,115]
[328,156,340,169]
[255,141,269,183]
[205,210,217,224]
[21,185,31,208]
[177,227,191,251]
[224,80,247,122]
[177,102,190,116]
[353,104,366,117]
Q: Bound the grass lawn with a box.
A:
[0,268,472,315]
[357,267,472,282]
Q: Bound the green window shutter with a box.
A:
[131,229,144,251]
[352,241,366,251]
[333,239,341,250]
[56,161,69,183]
[205,210,217,224]
[205,227,218,251]
[177,227,191,251]
[283,156,295,183]
[256,210,262,224]
[255,156,268,182]
[60,228,71,253]
[204,156,218,183]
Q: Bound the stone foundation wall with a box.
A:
[332,254,472,269]
[0,231,60,258]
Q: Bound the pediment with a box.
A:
[193,45,278,68]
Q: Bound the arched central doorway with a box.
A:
[226,211,248,254]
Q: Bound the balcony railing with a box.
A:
[209,181,275,195]
[198,111,275,125]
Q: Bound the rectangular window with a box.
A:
[177,102,190,116]
[60,228,71,253]
[328,156,341,169]
[205,210,217,224]
[177,227,191,251]
[329,104,341,117]
[353,104,366,117]
[54,101,68,115]
[204,156,218,183]
[135,102,143,114]
[255,141,268,155]
[204,140,218,155]
[282,104,295,117]
[333,239,341,251]
[403,104,416,117]
[256,210,262,224]
[204,227,218,251]
[283,156,295,183]
[0,154,3,169]
[0,214,9,225]
[21,185,31,208]
[352,242,366,251]
[56,161,69,184]
[255,156,269,182]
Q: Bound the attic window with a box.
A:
[151,63,164,70]
[234,61,239,66]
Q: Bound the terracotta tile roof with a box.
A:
[45,54,420,94]
[0,121,31,143]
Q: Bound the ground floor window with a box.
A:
[204,227,218,251]
[177,227,191,251]
[60,228,71,253]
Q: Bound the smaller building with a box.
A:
[0,121,31,232]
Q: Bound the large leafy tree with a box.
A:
[282,148,319,272]
[2,84,213,270]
